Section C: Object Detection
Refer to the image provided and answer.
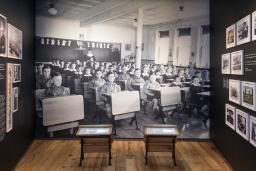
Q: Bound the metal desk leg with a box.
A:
[145,137,148,165]
[172,139,177,166]
[108,136,112,165]
[79,139,84,167]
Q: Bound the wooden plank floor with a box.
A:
[15,140,233,171]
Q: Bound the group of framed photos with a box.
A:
[221,50,244,75]
[226,11,256,49]
[225,104,256,147]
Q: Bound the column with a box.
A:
[136,8,143,69]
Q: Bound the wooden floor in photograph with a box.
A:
[15,140,232,171]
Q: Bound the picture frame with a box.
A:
[236,109,249,140]
[225,104,236,130]
[231,50,243,75]
[229,79,241,104]
[249,115,256,147]
[0,14,7,57]
[241,81,256,111]
[13,64,21,83]
[252,11,256,41]
[237,15,251,45]
[125,44,131,51]
[221,53,231,74]
[7,24,22,59]
[226,24,236,48]
[13,87,18,113]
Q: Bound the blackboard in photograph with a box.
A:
[250,115,256,147]
[226,24,236,48]
[231,50,243,75]
[237,15,251,45]
[241,81,256,111]
[225,104,236,130]
[7,24,22,59]
[221,53,231,74]
[0,14,7,57]
[236,109,249,140]
[229,79,241,104]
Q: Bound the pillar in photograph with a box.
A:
[136,8,143,69]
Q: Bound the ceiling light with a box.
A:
[48,3,57,16]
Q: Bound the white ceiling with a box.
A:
[36,0,209,27]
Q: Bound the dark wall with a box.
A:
[0,1,35,171]
[210,1,256,171]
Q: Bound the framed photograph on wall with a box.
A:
[0,14,7,57]
[242,81,256,111]
[225,104,236,130]
[13,64,21,83]
[226,24,236,48]
[229,79,241,104]
[252,11,256,41]
[13,87,18,113]
[6,63,13,133]
[7,24,22,59]
[250,115,256,147]
[236,109,249,140]
[231,50,243,75]
[237,15,251,45]
[125,44,131,51]
[222,53,231,74]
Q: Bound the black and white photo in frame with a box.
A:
[237,15,251,45]
[7,24,22,59]
[250,115,256,147]
[225,104,236,130]
[229,79,241,104]
[252,11,256,41]
[13,64,21,83]
[241,81,256,111]
[236,109,249,140]
[13,87,18,113]
[226,24,236,48]
[6,63,13,133]
[221,53,230,74]
[231,50,243,75]
[0,13,7,57]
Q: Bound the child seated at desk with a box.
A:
[190,76,203,104]
[163,67,173,83]
[81,67,92,82]
[89,70,106,88]
[172,75,184,87]
[127,68,145,91]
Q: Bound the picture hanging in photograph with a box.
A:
[242,81,256,111]
[229,79,241,104]
[6,63,13,132]
[13,64,21,83]
[221,53,231,74]
[237,15,251,45]
[231,50,243,75]
[0,14,7,57]
[225,104,236,130]
[226,24,236,48]
[13,87,18,113]
[250,115,256,147]
[7,24,22,59]
[252,11,256,41]
[236,109,249,140]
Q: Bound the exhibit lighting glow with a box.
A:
[48,4,57,16]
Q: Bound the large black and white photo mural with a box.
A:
[35,0,210,139]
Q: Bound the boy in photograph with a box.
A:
[172,75,183,87]
[127,68,145,91]
[36,66,52,89]
[89,70,106,88]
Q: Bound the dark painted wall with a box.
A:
[0,1,35,171]
[210,1,256,171]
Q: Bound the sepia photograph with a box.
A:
[13,87,18,113]
[0,13,7,57]
[236,109,249,140]
[231,50,243,75]
[226,24,236,48]
[229,79,241,104]
[252,11,256,41]
[236,15,251,45]
[241,81,256,111]
[249,115,256,147]
[225,103,236,130]
[7,24,22,59]
[13,64,21,83]
[221,53,230,74]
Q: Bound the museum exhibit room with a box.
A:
[0,0,256,170]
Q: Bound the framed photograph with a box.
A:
[6,63,13,133]
[13,64,21,83]
[13,87,18,113]
[250,115,256,147]
[236,109,249,140]
[225,104,236,130]
[226,24,236,48]
[252,11,256,41]
[242,81,256,111]
[221,53,231,74]
[0,14,7,57]
[231,50,243,75]
[7,24,22,59]
[229,79,241,104]
[237,15,251,45]
[125,44,131,51]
